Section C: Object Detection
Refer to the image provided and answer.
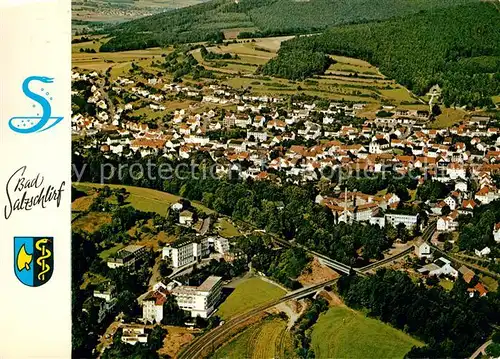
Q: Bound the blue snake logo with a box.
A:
[8,76,63,134]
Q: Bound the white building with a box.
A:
[418,257,458,278]
[455,181,468,192]
[93,283,115,302]
[370,216,386,228]
[369,138,390,154]
[444,196,458,211]
[415,242,432,259]
[140,282,169,323]
[107,245,147,269]
[213,237,230,254]
[475,247,491,257]
[172,276,223,318]
[162,237,209,268]
[493,223,500,243]
[475,185,500,204]
[179,210,194,226]
[122,326,148,345]
[247,131,268,142]
[437,211,459,232]
[384,213,419,228]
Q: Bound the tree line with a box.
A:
[73,151,395,266]
[338,268,500,358]
[96,0,477,52]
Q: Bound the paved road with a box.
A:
[96,78,115,120]
[200,217,211,235]
[470,339,492,359]
[148,256,162,288]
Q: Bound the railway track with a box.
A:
[179,227,436,359]
[177,278,339,359]
[273,237,354,275]
[358,246,414,272]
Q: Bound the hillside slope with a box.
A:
[100,0,479,51]
[261,2,500,108]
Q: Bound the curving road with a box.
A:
[178,236,417,359]
[177,278,340,359]
[470,340,492,359]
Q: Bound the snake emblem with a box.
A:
[35,238,52,281]
[8,76,63,134]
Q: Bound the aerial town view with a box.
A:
[71,0,500,358]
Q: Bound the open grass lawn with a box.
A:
[214,317,293,359]
[217,218,241,238]
[73,212,112,233]
[311,306,423,359]
[430,108,467,129]
[99,243,125,260]
[480,275,498,292]
[74,182,212,215]
[80,272,108,290]
[439,278,454,291]
[409,189,417,202]
[329,61,379,76]
[217,277,286,320]
[379,87,416,103]
[376,189,388,196]
[330,55,376,68]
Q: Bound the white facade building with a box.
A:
[416,242,432,259]
[172,276,223,318]
[122,326,148,345]
[162,237,209,268]
[384,213,419,228]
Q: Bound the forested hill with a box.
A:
[100,0,479,52]
[261,2,500,108]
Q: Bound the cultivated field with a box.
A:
[190,39,424,106]
[72,33,426,109]
[72,40,172,78]
[217,277,286,320]
[74,182,212,215]
[311,306,423,359]
[214,317,295,359]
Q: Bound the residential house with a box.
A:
[493,223,500,243]
[467,283,488,297]
[437,211,459,232]
[415,241,432,259]
[418,257,458,278]
[475,247,491,257]
[458,265,475,284]
[179,210,195,226]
